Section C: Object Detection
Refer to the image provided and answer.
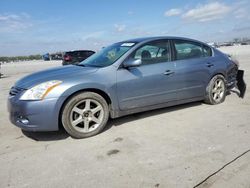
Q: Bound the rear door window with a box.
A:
[173,40,212,60]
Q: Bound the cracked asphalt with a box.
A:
[0,45,249,188]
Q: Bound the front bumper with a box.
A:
[8,96,60,131]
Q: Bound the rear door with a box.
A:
[171,39,214,99]
[116,40,177,110]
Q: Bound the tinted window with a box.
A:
[65,52,74,56]
[78,51,94,57]
[65,51,94,57]
[79,52,87,57]
[76,51,82,57]
[132,40,170,65]
[85,51,95,56]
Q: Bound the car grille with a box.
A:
[9,87,25,96]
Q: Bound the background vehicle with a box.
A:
[50,53,63,60]
[62,50,95,65]
[42,53,50,61]
[8,37,245,138]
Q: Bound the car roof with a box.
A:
[121,36,208,46]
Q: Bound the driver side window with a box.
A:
[132,40,171,65]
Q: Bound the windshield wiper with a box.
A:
[74,63,103,67]
[74,64,85,67]
[86,64,103,67]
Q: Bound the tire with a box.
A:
[204,75,227,105]
[61,92,109,138]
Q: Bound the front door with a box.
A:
[116,40,177,110]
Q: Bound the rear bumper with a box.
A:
[236,70,246,98]
[227,69,246,98]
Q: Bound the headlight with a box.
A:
[20,80,62,100]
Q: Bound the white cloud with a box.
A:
[0,13,32,32]
[231,1,250,20]
[114,24,126,32]
[0,14,19,21]
[164,9,182,17]
[234,8,247,18]
[182,2,231,22]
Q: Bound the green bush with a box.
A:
[0,54,42,63]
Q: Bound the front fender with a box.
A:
[54,82,119,124]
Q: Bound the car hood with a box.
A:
[15,65,98,89]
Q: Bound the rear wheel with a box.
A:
[61,92,109,138]
[204,75,226,105]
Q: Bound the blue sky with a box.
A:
[0,0,250,56]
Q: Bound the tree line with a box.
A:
[0,55,42,63]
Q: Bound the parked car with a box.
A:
[51,53,63,60]
[62,50,95,65]
[8,37,246,138]
[42,53,50,61]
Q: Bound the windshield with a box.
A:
[79,42,135,67]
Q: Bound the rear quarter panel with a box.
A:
[213,48,237,83]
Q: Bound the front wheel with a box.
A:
[204,75,227,105]
[61,92,109,138]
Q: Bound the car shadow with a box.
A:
[21,101,202,141]
[21,128,69,141]
[104,101,203,131]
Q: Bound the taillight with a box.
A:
[64,55,71,61]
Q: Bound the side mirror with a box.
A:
[123,59,142,68]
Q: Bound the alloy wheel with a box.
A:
[70,99,104,133]
[212,78,225,102]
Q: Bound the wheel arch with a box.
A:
[206,72,227,91]
[58,88,112,129]
[210,71,226,81]
[204,72,227,105]
[212,72,225,78]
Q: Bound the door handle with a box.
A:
[206,62,214,67]
[163,70,175,76]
